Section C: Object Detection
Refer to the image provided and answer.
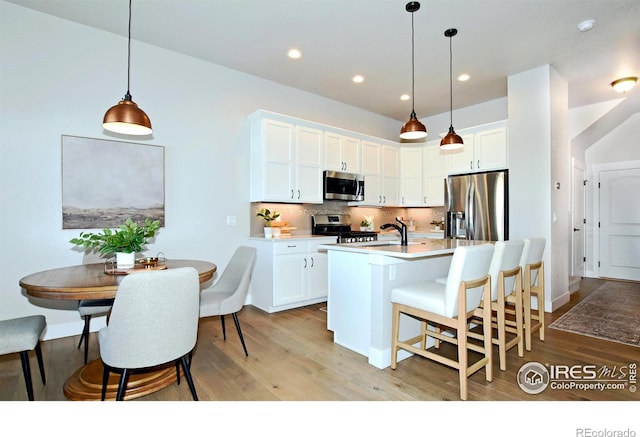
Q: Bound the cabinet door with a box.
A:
[445,133,474,175]
[361,140,381,205]
[400,147,423,206]
[263,119,295,201]
[295,126,323,203]
[324,132,343,171]
[273,254,306,306]
[423,141,447,206]
[474,127,507,171]
[306,251,328,300]
[341,136,361,173]
[381,145,399,206]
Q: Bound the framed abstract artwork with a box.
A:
[61,135,165,229]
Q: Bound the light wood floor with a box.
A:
[1,277,637,401]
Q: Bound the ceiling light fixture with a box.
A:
[440,28,463,150]
[102,0,152,136]
[611,76,637,93]
[399,1,427,140]
[288,48,302,59]
[352,75,364,83]
[577,19,595,32]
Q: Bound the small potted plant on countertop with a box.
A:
[69,217,161,268]
[360,215,373,232]
[256,208,281,238]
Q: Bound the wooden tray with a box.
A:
[104,264,168,275]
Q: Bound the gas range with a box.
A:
[311,214,378,244]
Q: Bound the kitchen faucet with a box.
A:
[380,217,408,246]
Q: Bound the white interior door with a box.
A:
[571,160,585,277]
[598,166,640,281]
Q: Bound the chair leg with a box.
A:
[457,319,468,401]
[175,361,181,385]
[78,315,91,364]
[232,312,249,357]
[390,303,400,370]
[220,314,227,340]
[34,342,46,385]
[116,369,130,401]
[101,365,110,401]
[19,350,34,401]
[180,356,199,401]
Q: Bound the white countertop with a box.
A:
[249,234,335,242]
[318,238,492,259]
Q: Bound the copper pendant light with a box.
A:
[440,28,463,150]
[102,0,152,135]
[400,2,427,140]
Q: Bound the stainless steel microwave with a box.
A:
[323,170,364,201]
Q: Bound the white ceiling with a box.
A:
[6,0,640,121]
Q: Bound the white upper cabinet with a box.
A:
[422,140,447,206]
[359,140,398,206]
[361,140,381,206]
[445,121,508,174]
[400,146,424,206]
[250,113,323,203]
[325,132,361,173]
[380,144,399,206]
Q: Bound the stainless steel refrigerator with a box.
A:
[444,169,508,241]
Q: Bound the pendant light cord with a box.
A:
[125,0,132,98]
[449,32,453,126]
[410,9,416,115]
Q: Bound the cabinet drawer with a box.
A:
[272,241,307,255]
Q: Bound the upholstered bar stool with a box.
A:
[390,244,494,400]
[520,238,546,351]
[0,315,46,401]
[469,239,524,371]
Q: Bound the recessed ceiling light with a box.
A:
[457,73,470,82]
[400,94,411,101]
[287,48,302,59]
[578,19,595,32]
[352,75,364,84]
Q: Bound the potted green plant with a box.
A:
[70,217,160,268]
[360,215,373,231]
[256,208,280,238]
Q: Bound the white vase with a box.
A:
[272,228,281,238]
[263,227,273,238]
[116,252,136,269]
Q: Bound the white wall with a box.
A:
[0,1,401,339]
[506,66,556,309]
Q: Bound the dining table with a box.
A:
[19,259,217,401]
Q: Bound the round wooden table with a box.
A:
[20,259,217,401]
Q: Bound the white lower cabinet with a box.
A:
[251,237,335,313]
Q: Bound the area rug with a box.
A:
[549,280,640,347]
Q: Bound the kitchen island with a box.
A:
[318,238,492,369]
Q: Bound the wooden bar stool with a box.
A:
[390,244,494,400]
[520,238,546,351]
[469,240,524,371]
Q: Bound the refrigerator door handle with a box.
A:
[467,180,474,240]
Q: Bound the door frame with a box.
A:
[571,158,585,278]
[592,160,640,279]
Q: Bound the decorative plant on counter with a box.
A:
[360,215,373,228]
[69,217,161,255]
[256,208,280,227]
